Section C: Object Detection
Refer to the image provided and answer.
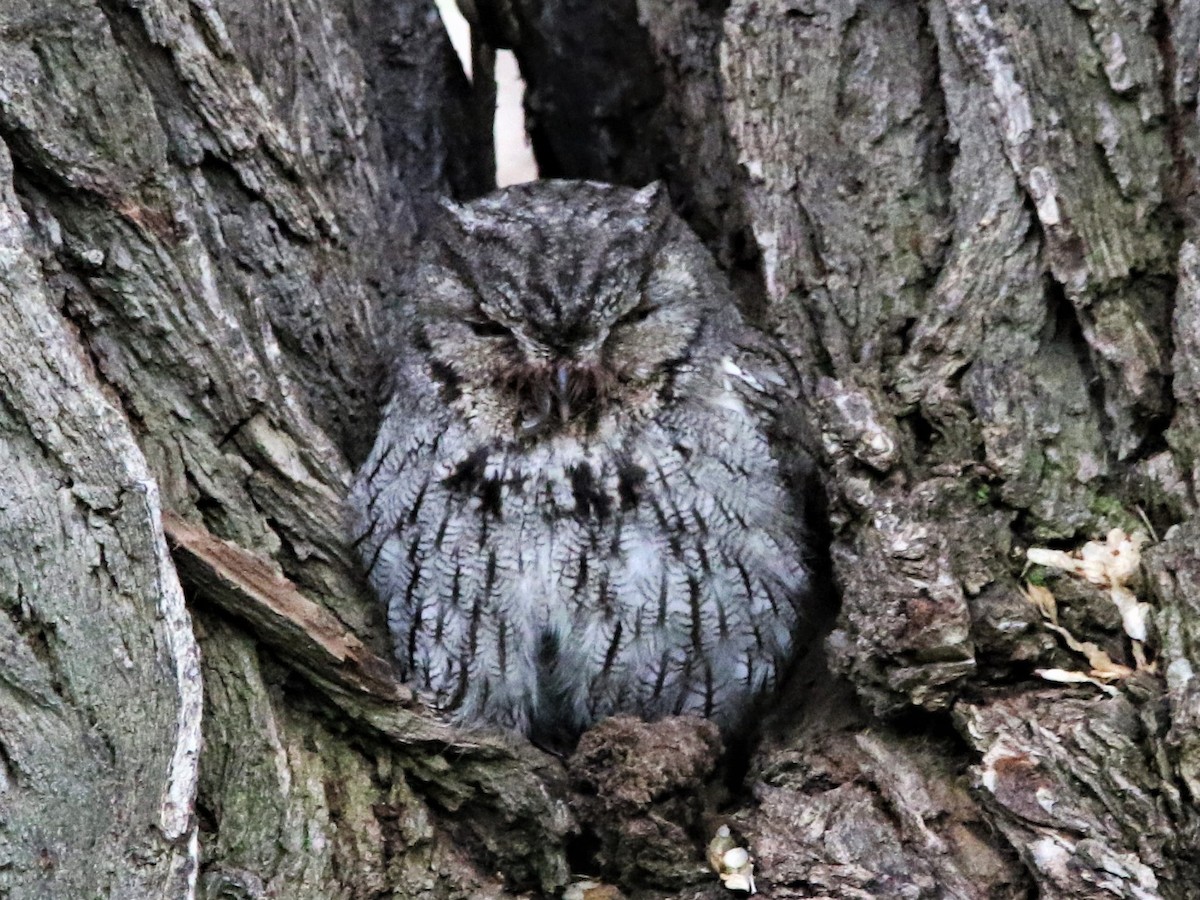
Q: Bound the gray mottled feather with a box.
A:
[351,181,808,737]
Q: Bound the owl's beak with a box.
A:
[511,360,604,435]
[553,363,572,422]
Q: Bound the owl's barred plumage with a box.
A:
[351,180,808,740]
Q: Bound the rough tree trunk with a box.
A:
[1,0,1198,898]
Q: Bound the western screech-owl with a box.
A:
[351,180,808,741]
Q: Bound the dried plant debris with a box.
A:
[562,879,626,900]
[707,825,756,894]
[566,716,722,888]
[1024,529,1152,688]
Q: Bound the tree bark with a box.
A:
[2,0,1199,898]
[0,2,567,897]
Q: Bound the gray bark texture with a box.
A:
[1,0,1198,898]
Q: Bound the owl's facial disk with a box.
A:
[421,181,719,440]
[423,251,711,439]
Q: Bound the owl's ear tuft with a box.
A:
[432,196,479,240]
[429,197,501,261]
[630,181,671,213]
[629,183,676,239]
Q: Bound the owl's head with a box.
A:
[415,180,732,439]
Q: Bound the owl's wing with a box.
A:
[350,353,543,731]
[349,349,467,677]
[723,329,820,554]
[351,354,450,547]
[722,327,799,418]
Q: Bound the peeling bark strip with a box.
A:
[163,511,405,702]
[4,0,1200,896]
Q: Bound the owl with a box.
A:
[351,180,808,742]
